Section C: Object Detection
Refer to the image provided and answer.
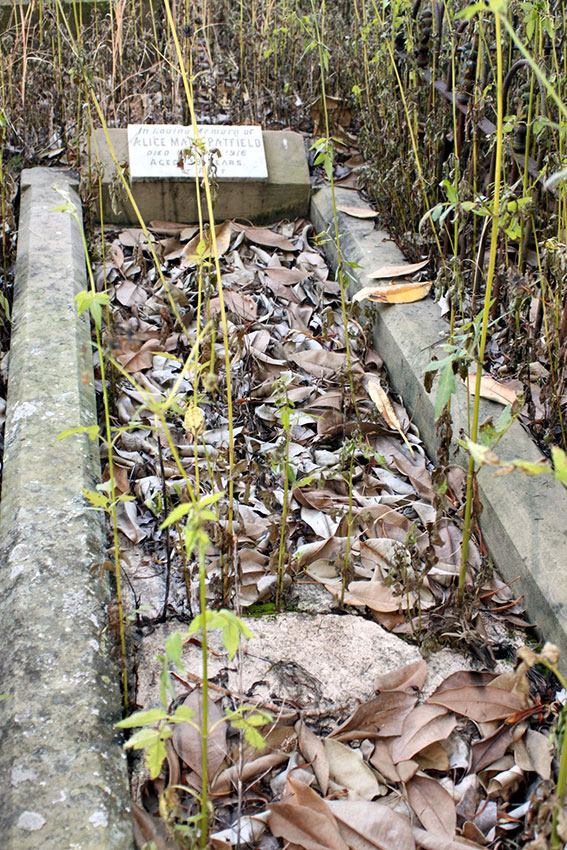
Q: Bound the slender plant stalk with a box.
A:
[163,0,236,596]
[457,10,505,606]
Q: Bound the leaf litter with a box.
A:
[93,216,566,849]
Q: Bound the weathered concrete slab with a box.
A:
[0,168,132,848]
[311,186,567,666]
[136,614,423,714]
[90,127,311,225]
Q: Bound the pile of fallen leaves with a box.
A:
[131,651,565,850]
[90,215,567,848]
[96,216,524,652]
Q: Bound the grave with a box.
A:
[90,124,311,225]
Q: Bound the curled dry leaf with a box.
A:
[171,690,227,786]
[132,801,177,850]
[116,500,147,543]
[181,221,232,267]
[264,266,310,284]
[367,378,414,456]
[244,226,297,251]
[337,204,378,218]
[366,259,430,280]
[406,775,457,838]
[353,281,432,304]
[344,575,403,613]
[412,826,483,850]
[427,685,525,723]
[290,349,350,380]
[370,739,402,783]
[327,800,416,850]
[323,737,384,799]
[212,752,288,794]
[524,729,552,780]
[391,705,457,764]
[464,375,517,406]
[268,777,349,850]
[470,723,517,774]
[297,721,329,796]
[332,690,417,741]
[373,660,427,693]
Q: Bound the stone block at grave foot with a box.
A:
[89,127,311,225]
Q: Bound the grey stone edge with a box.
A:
[311,185,567,666]
[0,169,133,848]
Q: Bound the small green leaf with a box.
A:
[160,502,192,530]
[434,361,456,420]
[82,488,109,509]
[165,631,184,669]
[55,425,100,443]
[171,705,196,723]
[461,437,500,467]
[222,620,239,660]
[511,458,549,475]
[123,727,161,750]
[244,726,266,749]
[495,404,513,435]
[441,179,458,204]
[552,446,567,484]
[115,708,169,728]
[198,490,225,509]
[146,739,167,780]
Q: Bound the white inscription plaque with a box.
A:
[127,124,268,181]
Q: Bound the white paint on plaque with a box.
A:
[127,124,268,181]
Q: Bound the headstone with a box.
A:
[127,124,268,181]
[90,127,311,225]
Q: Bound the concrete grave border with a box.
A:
[311,185,567,664]
[0,168,132,849]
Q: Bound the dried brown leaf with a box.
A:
[181,222,232,267]
[470,723,516,774]
[297,721,329,796]
[464,375,517,406]
[116,279,147,308]
[367,378,414,456]
[391,705,457,764]
[337,204,378,219]
[131,801,177,850]
[245,226,297,251]
[171,691,227,785]
[431,671,497,695]
[332,691,417,741]
[353,281,432,304]
[427,686,525,723]
[366,260,430,280]
[212,752,288,794]
[370,738,401,783]
[412,826,484,850]
[373,660,427,694]
[269,778,348,850]
[324,738,383,799]
[345,577,403,613]
[327,800,416,850]
[415,742,450,772]
[406,775,456,838]
[290,349,349,380]
[264,266,309,284]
